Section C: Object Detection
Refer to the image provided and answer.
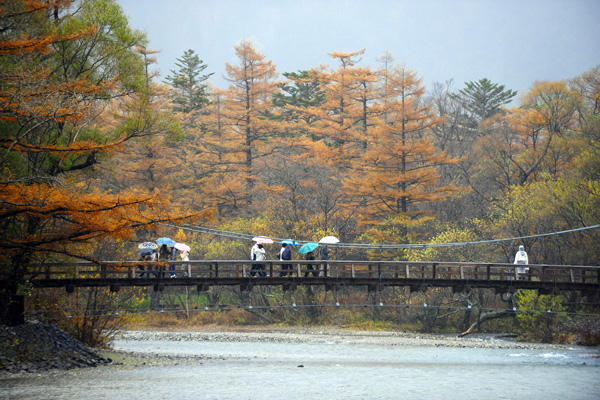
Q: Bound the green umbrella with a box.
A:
[298,242,319,254]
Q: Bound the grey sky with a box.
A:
[117,0,598,100]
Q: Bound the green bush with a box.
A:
[515,290,569,343]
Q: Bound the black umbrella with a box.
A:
[137,248,157,257]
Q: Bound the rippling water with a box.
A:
[2,339,599,399]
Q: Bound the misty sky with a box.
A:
[117,0,598,101]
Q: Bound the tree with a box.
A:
[97,43,184,195]
[459,80,581,218]
[165,49,213,125]
[268,51,374,235]
[221,40,280,208]
[344,64,460,241]
[515,290,569,343]
[425,80,475,155]
[271,70,326,124]
[0,0,197,325]
[452,78,517,124]
[311,49,369,153]
[568,64,600,115]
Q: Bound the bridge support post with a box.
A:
[410,285,427,293]
[368,284,384,293]
[241,283,253,292]
[197,284,210,292]
[495,286,509,295]
[282,283,297,292]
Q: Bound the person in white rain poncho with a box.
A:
[250,242,260,276]
[254,244,267,277]
[513,245,529,280]
[180,250,189,277]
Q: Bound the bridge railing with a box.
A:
[19,260,600,285]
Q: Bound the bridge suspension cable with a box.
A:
[159,222,600,250]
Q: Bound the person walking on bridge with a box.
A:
[255,244,267,277]
[179,250,189,277]
[514,245,529,280]
[320,244,330,277]
[304,250,317,277]
[280,243,292,277]
[250,242,260,277]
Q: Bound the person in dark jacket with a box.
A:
[138,253,155,278]
[159,244,170,260]
[280,243,292,277]
[304,250,317,277]
[169,245,178,277]
[158,244,171,278]
[320,244,330,277]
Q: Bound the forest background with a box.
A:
[1,1,599,345]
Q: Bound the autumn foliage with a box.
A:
[1,1,599,336]
[0,0,208,324]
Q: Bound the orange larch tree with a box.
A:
[98,44,183,196]
[182,86,249,217]
[306,50,370,160]
[258,69,353,236]
[219,40,281,210]
[344,63,460,241]
[0,0,202,325]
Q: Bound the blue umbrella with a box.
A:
[298,242,319,254]
[280,239,299,246]
[156,237,175,246]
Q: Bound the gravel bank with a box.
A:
[115,327,570,351]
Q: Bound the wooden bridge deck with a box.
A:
[9,260,600,295]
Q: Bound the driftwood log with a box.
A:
[458,291,517,337]
[458,308,516,337]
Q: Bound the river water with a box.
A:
[2,338,599,399]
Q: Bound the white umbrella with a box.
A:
[138,242,158,250]
[319,236,340,244]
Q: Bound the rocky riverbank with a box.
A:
[1,324,574,374]
[0,322,111,374]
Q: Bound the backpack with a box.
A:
[282,247,291,260]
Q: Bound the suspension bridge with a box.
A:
[13,259,600,297]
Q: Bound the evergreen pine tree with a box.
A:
[165,49,213,116]
[453,78,517,123]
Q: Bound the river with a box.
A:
[1,336,599,399]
